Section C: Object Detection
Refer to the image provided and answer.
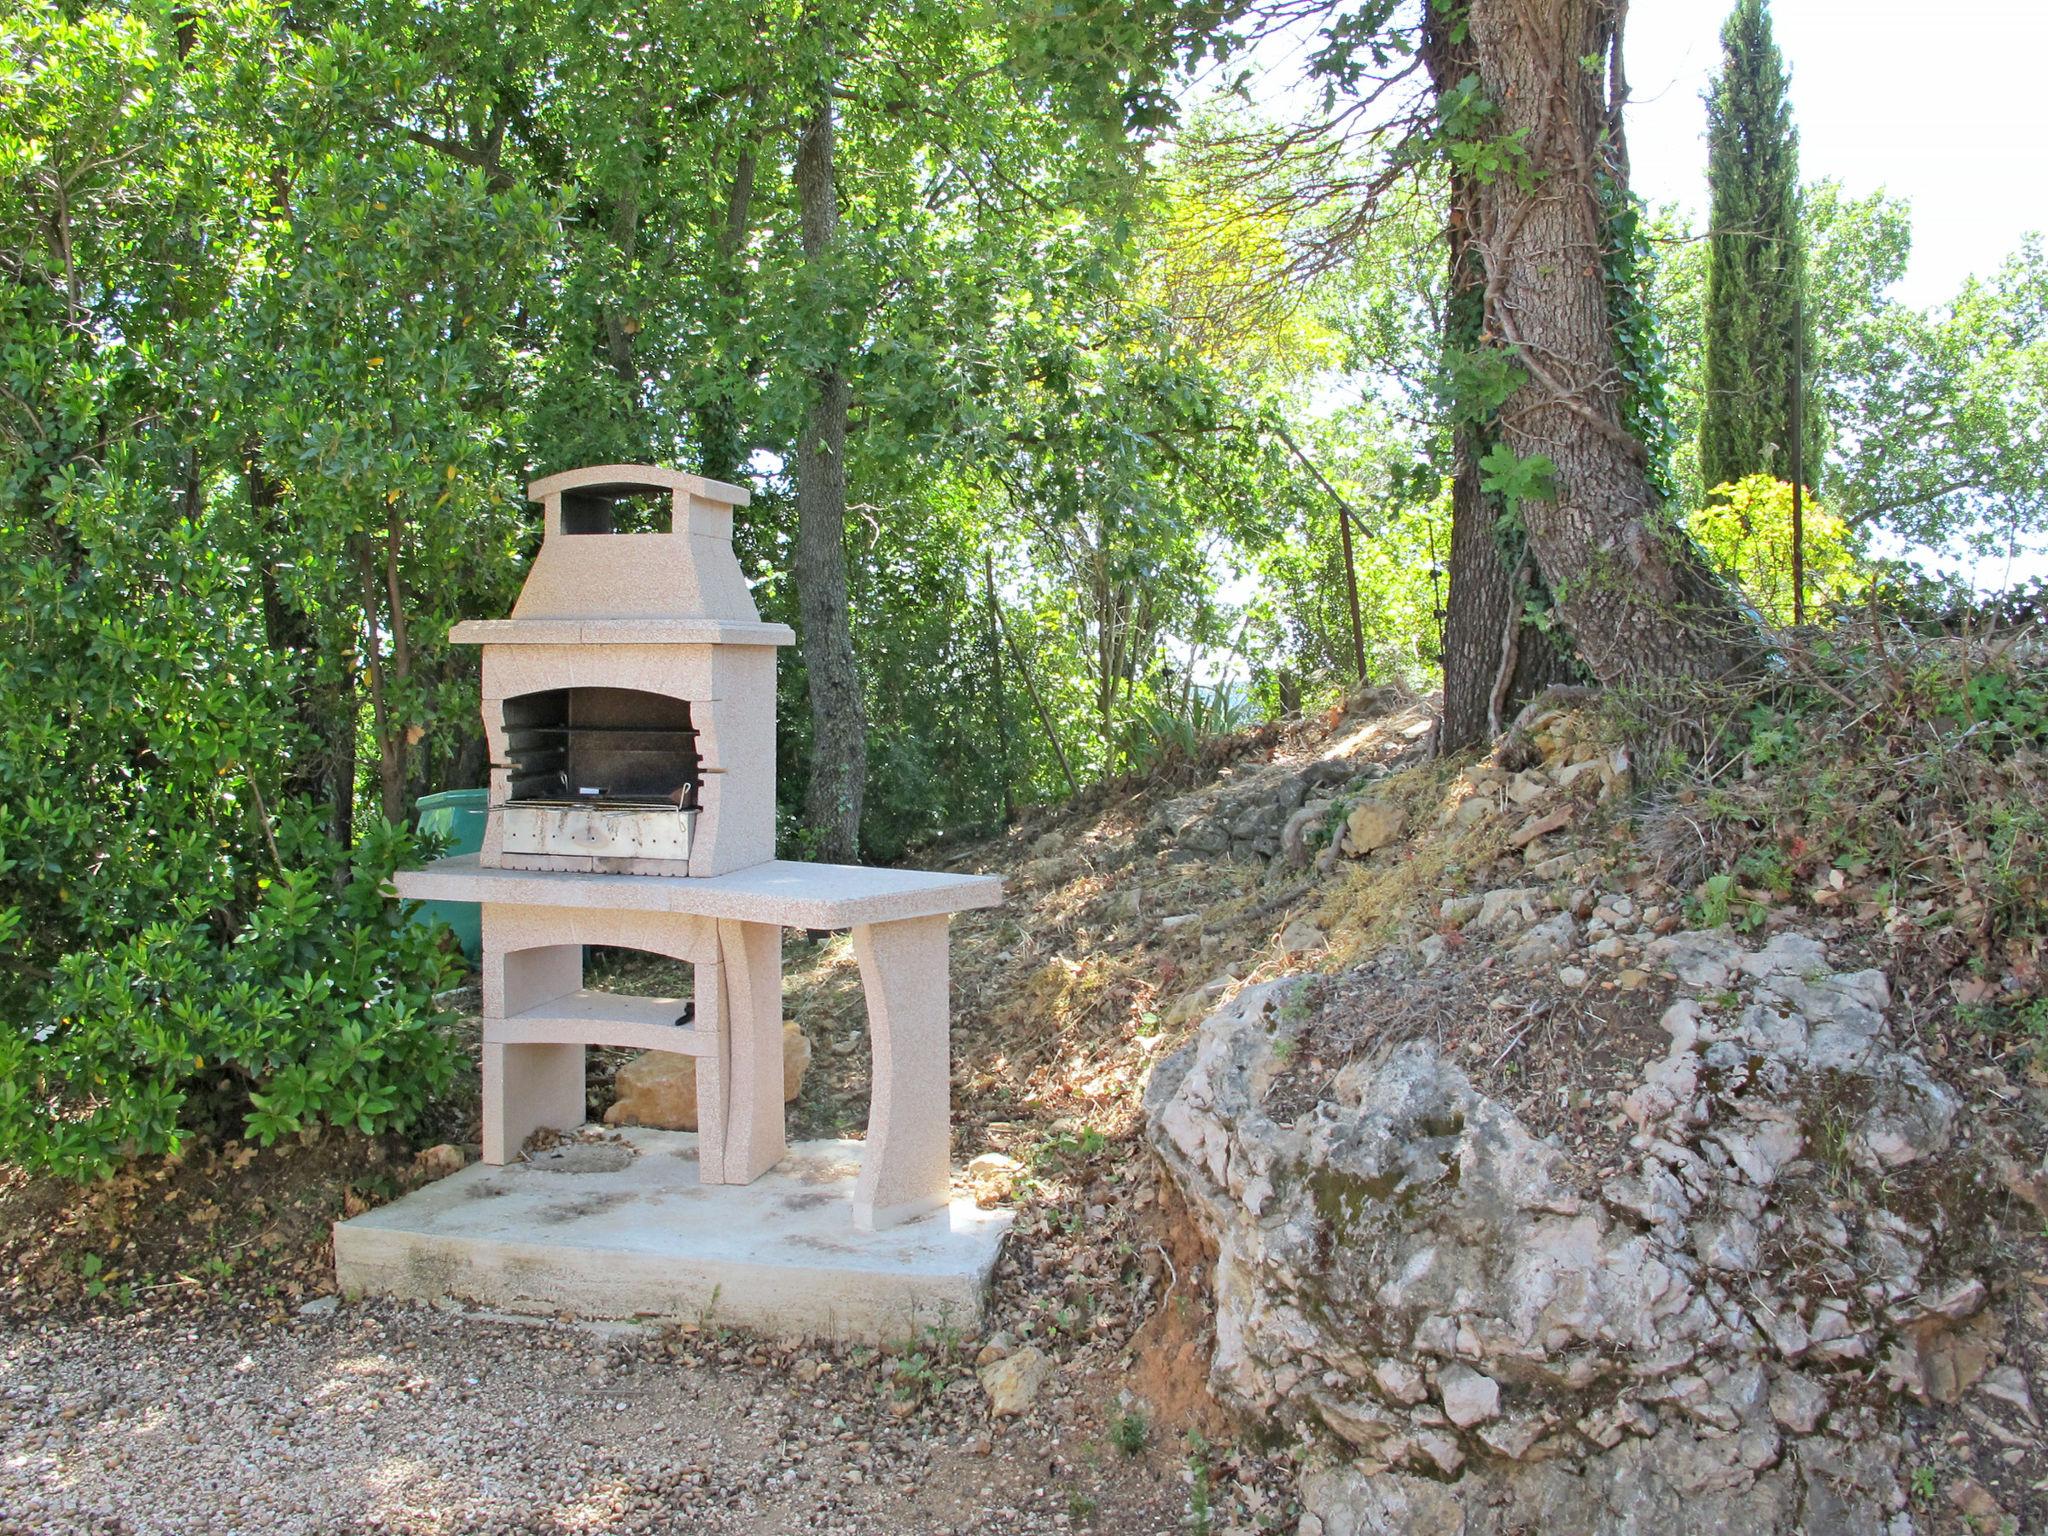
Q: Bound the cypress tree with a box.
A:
[1700,0,1820,497]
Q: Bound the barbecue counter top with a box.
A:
[395,853,1003,931]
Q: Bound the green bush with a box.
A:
[0,472,463,1181]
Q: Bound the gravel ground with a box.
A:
[0,1302,1199,1536]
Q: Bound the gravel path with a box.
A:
[0,1303,1190,1536]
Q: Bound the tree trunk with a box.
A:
[793,91,867,862]
[982,549,1014,820]
[1439,427,1577,750]
[698,129,760,485]
[1426,8,1578,754]
[1463,0,1757,694]
[250,453,356,849]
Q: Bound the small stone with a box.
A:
[966,1152,1022,1182]
[411,1143,467,1182]
[605,1022,810,1130]
[1767,1370,1828,1433]
[1158,913,1200,931]
[1477,1414,1549,1460]
[1559,965,1589,988]
[1616,968,1649,991]
[1472,887,1543,934]
[1509,914,1578,969]
[1908,1277,1986,1323]
[1509,806,1572,848]
[1440,895,1483,926]
[1408,1428,1465,1475]
[1978,1365,2038,1423]
[1449,796,1491,828]
[297,1295,339,1318]
[978,1345,1052,1417]
[1948,1476,2006,1529]
[1437,1365,1500,1428]
[1344,801,1404,856]
[1279,918,1327,955]
[1372,1359,1427,1406]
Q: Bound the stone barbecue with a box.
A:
[461,464,781,877]
[336,465,1008,1340]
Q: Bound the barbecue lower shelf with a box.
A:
[485,988,713,1054]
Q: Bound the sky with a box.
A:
[1623,0,2048,309]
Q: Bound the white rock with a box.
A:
[1373,1358,1428,1406]
[1473,887,1543,934]
[977,1345,1052,1417]
[1510,913,1579,968]
[1439,1365,1502,1428]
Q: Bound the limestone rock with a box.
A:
[1146,924,1951,1536]
[1344,800,1405,856]
[1439,1365,1501,1428]
[1767,1369,1829,1434]
[1509,913,1578,969]
[1280,918,1328,956]
[605,1021,811,1131]
[1471,887,1543,935]
[978,1344,1052,1417]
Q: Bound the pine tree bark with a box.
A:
[1462,0,1757,692]
[793,90,867,862]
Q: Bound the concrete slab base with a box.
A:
[332,1129,1010,1343]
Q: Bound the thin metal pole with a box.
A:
[1790,288,1805,626]
[1272,421,1368,681]
[1335,500,1369,682]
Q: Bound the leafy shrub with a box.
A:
[1688,474,1864,625]
[0,473,462,1181]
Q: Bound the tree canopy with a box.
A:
[2,0,2043,1173]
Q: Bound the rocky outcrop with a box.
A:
[1143,927,1974,1535]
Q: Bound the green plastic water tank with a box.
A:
[410,788,488,961]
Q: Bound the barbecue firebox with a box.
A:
[497,688,702,864]
[456,465,785,877]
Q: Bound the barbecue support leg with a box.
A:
[478,929,586,1164]
[716,919,786,1183]
[850,914,952,1231]
[481,1043,586,1165]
